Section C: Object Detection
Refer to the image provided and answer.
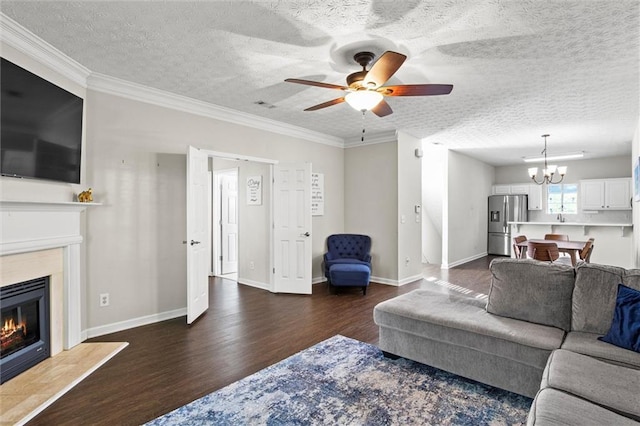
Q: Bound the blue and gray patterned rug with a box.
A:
[146,335,532,425]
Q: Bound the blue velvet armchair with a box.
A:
[323,234,372,281]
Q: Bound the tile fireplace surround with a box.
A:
[0,201,95,355]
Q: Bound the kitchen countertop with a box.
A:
[508,221,633,227]
[508,221,633,236]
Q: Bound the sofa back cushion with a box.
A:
[572,263,640,334]
[487,258,575,331]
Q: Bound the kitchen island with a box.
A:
[508,221,634,268]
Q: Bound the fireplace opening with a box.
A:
[1,276,50,384]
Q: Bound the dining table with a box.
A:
[516,239,588,266]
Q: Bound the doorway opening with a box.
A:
[211,168,238,281]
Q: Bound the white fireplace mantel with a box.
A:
[1,200,100,350]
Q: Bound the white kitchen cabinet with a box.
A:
[580,178,632,210]
[493,185,512,195]
[527,184,543,210]
[510,184,529,195]
[492,184,541,210]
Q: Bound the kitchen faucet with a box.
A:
[557,213,565,223]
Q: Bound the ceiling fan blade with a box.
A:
[284,78,348,91]
[304,97,346,111]
[371,99,393,117]
[363,51,407,88]
[380,84,453,96]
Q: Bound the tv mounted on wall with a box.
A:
[1,57,84,184]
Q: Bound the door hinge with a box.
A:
[273,267,275,274]
[219,255,223,261]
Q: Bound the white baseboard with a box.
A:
[371,274,424,287]
[84,307,187,339]
[313,276,327,285]
[397,274,423,286]
[238,277,270,291]
[442,252,488,269]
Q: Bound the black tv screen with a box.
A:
[1,57,84,184]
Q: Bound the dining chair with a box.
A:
[544,234,569,241]
[512,235,527,259]
[557,238,595,265]
[527,241,560,263]
[544,233,570,257]
[579,238,595,263]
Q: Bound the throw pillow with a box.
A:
[598,284,640,352]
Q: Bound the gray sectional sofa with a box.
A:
[373,259,640,424]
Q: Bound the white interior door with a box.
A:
[273,163,312,294]
[186,146,209,324]
[220,170,238,274]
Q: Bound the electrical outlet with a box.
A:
[99,293,109,307]
[249,261,255,270]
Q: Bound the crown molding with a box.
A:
[1,13,344,148]
[344,130,398,148]
[87,72,345,148]
[0,13,90,86]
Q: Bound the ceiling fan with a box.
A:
[284,51,453,117]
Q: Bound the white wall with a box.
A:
[82,90,344,331]
[397,132,422,283]
[344,140,398,281]
[237,161,271,288]
[421,142,446,265]
[495,156,631,183]
[495,156,632,224]
[445,151,495,267]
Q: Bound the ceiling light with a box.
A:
[345,90,383,111]
[523,152,584,163]
[528,134,568,185]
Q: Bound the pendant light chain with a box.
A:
[361,110,366,143]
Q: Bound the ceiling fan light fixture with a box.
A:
[345,90,383,111]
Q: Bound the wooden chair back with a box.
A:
[544,233,569,241]
[512,235,527,259]
[528,241,560,262]
[580,238,595,262]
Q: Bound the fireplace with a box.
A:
[0,276,50,384]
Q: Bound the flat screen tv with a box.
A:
[1,57,84,184]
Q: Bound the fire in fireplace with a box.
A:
[0,277,50,384]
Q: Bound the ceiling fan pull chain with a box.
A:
[361,110,366,143]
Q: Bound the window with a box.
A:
[547,184,578,214]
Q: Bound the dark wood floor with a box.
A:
[29,256,499,425]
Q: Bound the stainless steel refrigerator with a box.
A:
[488,194,528,256]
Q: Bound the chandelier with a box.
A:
[527,134,567,185]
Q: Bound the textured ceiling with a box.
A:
[2,0,639,165]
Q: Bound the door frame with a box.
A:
[200,150,278,290]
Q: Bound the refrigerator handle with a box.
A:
[503,197,508,232]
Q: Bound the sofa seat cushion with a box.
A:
[488,258,575,331]
[374,289,565,368]
[561,331,640,369]
[540,349,640,421]
[527,388,639,426]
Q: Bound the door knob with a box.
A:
[191,240,201,246]
[301,232,310,237]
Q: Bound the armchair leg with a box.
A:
[362,286,367,295]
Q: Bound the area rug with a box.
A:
[146,335,531,425]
